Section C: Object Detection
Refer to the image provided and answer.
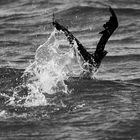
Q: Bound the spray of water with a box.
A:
[3,28,97,107]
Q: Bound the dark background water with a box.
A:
[0,0,140,140]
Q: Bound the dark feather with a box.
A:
[94,7,118,64]
[52,20,90,61]
[52,7,118,69]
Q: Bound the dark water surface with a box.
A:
[0,0,140,140]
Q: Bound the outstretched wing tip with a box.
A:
[94,6,119,64]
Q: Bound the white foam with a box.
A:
[5,28,97,107]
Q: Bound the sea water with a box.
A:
[0,0,140,140]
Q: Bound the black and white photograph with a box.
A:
[0,0,140,140]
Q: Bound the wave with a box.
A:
[104,54,140,63]
[0,0,18,5]
[115,7,140,16]
[56,6,140,18]
[126,78,140,84]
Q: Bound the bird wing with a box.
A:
[52,20,91,62]
[94,7,118,64]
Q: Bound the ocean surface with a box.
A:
[0,0,140,140]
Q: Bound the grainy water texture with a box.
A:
[0,0,140,140]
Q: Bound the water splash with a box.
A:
[24,29,79,93]
[3,28,97,107]
[1,29,73,106]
